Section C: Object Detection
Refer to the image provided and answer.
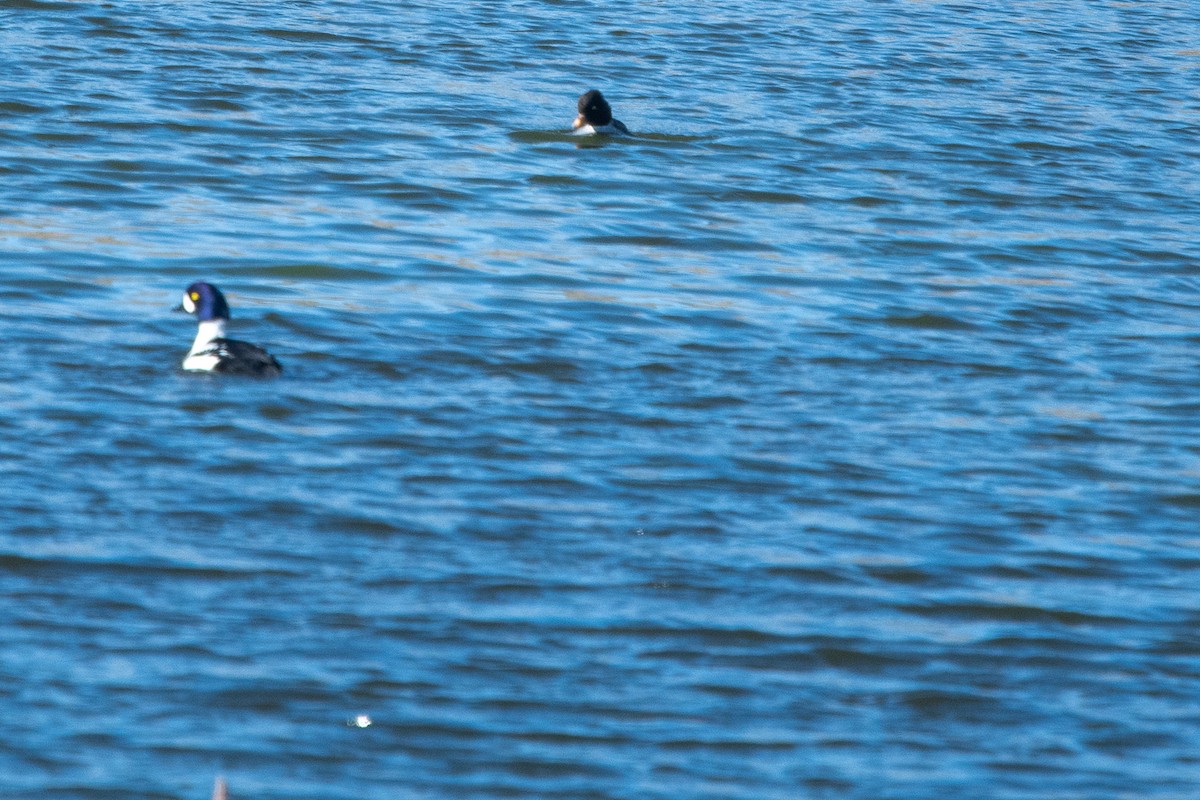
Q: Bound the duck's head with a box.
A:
[573,89,614,130]
[177,281,231,321]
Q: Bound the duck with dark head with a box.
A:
[176,281,282,377]
[572,89,630,136]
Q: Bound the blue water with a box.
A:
[2,2,1199,798]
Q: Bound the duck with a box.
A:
[176,281,282,376]
[572,89,630,136]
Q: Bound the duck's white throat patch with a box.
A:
[189,319,227,355]
[183,319,227,371]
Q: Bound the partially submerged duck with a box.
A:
[572,89,630,136]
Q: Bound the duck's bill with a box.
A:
[572,114,585,130]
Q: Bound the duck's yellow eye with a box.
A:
[190,291,200,301]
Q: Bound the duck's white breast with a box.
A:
[182,352,221,371]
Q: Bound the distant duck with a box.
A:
[572,89,630,136]
[176,281,282,376]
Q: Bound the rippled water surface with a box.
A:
[2,2,1199,798]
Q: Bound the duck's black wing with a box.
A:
[208,337,282,377]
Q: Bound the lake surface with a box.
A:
[2,2,1199,798]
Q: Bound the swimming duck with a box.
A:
[176,281,282,376]
[572,89,630,136]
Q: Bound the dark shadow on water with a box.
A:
[508,129,710,149]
